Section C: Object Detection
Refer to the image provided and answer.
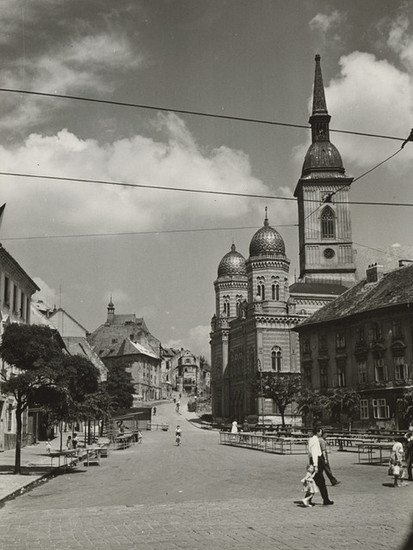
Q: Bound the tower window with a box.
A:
[272,284,280,300]
[321,206,335,239]
[271,347,282,372]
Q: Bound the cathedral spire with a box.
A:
[312,54,328,116]
[309,54,331,143]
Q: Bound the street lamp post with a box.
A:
[258,359,265,436]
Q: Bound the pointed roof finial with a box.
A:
[264,206,269,226]
[312,54,328,116]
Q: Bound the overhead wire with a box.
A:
[0,87,406,143]
[1,169,413,207]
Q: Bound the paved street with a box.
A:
[0,400,412,550]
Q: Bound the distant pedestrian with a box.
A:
[390,438,408,487]
[66,435,73,450]
[176,401,180,413]
[46,440,51,454]
[404,424,413,481]
[175,425,182,446]
[137,431,143,444]
[153,407,157,416]
[72,433,78,449]
[318,428,340,486]
[231,420,238,441]
[301,463,317,507]
[308,426,334,505]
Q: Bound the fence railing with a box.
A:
[219,432,308,455]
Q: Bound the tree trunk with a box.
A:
[280,407,286,428]
[14,400,23,475]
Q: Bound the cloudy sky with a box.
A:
[1,0,413,358]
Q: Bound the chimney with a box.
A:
[398,259,413,267]
[366,263,384,283]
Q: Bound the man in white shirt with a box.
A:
[308,426,334,505]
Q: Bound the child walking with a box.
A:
[301,464,318,507]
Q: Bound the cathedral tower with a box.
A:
[294,54,356,287]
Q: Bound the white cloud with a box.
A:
[164,325,210,358]
[325,50,413,167]
[309,10,345,35]
[297,12,413,172]
[387,14,413,72]
[33,278,59,308]
[0,31,142,131]
[0,114,279,239]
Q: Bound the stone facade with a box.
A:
[211,214,306,425]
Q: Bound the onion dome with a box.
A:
[249,213,285,257]
[217,244,247,277]
[302,141,344,176]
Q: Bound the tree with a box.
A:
[41,355,101,448]
[327,388,360,430]
[0,324,67,473]
[252,372,301,428]
[103,361,134,412]
[401,389,413,424]
[296,388,328,427]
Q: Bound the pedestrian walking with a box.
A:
[72,433,78,449]
[318,428,340,486]
[176,400,180,413]
[404,423,413,481]
[137,431,143,444]
[231,420,238,441]
[301,463,318,507]
[66,435,73,449]
[308,426,334,505]
[46,440,52,454]
[390,438,408,487]
[153,407,157,416]
[175,425,182,446]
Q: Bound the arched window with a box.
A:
[271,347,282,372]
[321,206,335,239]
[257,277,265,300]
[272,284,280,300]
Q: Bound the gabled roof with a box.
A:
[63,336,107,378]
[295,264,413,330]
[48,308,89,333]
[0,245,40,293]
[102,338,159,359]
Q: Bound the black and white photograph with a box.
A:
[0,1,412,548]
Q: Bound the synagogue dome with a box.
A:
[249,218,285,257]
[217,244,247,277]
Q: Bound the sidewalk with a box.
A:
[0,434,110,504]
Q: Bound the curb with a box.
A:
[0,471,53,506]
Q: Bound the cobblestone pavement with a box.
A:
[0,400,412,550]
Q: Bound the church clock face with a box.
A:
[323,247,335,259]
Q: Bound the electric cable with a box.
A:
[0,87,405,143]
[0,169,413,207]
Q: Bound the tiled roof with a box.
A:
[289,282,348,296]
[295,264,413,329]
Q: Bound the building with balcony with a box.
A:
[294,263,413,430]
